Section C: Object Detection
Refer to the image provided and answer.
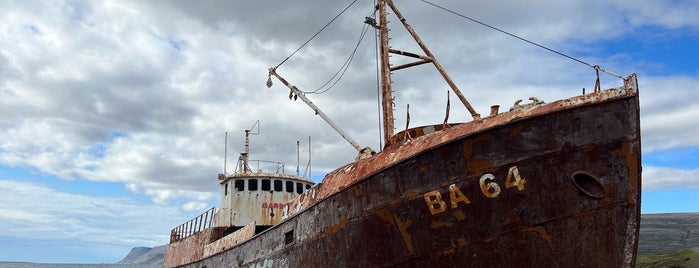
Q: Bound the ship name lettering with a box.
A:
[262,202,286,209]
[423,166,526,215]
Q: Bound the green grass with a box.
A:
[636,248,699,268]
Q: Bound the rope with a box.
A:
[419,0,623,79]
[274,0,359,69]
[305,23,371,94]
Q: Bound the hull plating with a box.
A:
[171,84,641,267]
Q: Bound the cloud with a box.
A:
[639,75,699,153]
[0,180,187,247]
[643,166,699,191]
[182,201,210,212]
[610,0,699,29]
[1,0,698,207]
[3,0,697,263]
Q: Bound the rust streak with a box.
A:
[502,216,521,227]
[418,164,426,174]
[434,236,470,257]
[434,247,456,256]
[615,140,641,193]
[350,185,361,197]
[393,213,415,255]
[506,123,526,136]
[326,218,350,236]
[482,236,497,243]
[404,191,418,199]
[517,226,554,252]
[376,208,394,224]
[451,209,466,221]
[430,220,453,229]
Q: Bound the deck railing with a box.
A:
[249,159,286,174]
[235,159,286,174]
[169,207,216,243]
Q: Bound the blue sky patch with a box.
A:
[643,188,699,213]
[644,146,699,170]
[591,26,699,76]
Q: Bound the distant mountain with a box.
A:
[638,213,699,255]
[117,245,165,267]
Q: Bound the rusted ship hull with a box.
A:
[174,78,640,267]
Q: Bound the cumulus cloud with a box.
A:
[0,0,698,263]
[611,0,699,29]
[0,0,698,208]
[0,180,188,248]
[182,200,210,212]
[639,76,699,153]
[643,166,699,191]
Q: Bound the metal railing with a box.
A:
[169,207,216,243]
[248,159,286,174]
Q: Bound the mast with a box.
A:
[238,120,259,174]
[378,0,394,144]
[268,0,481,155]
[376,0,481,145]
[242,129,250,173]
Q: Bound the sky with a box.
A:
[1,0,698,264]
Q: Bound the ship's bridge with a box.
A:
[217,170,314,230]
[216,122,315,234]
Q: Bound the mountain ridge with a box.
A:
[117,245,165,266]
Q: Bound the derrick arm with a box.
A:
[267,68,375,160]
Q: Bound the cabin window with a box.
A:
[249,179,258,191]
[234,179,244,191]
[262,179,271,191]
[296,182,303,194]
[285,181,294,193]
[274,180,283,192]
[306,184,311,190]
[224,183,228,196]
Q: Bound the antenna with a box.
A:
[308,136,312,180]
[223,132,228,175]
[296,140,300,176]
[240,120,260,174]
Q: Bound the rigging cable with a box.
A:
[305,23,371,94]
[419,0,623,79]
[274,0,359,70]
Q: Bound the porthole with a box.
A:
[571,171,605,199]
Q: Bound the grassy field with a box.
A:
[636,248,699,268]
